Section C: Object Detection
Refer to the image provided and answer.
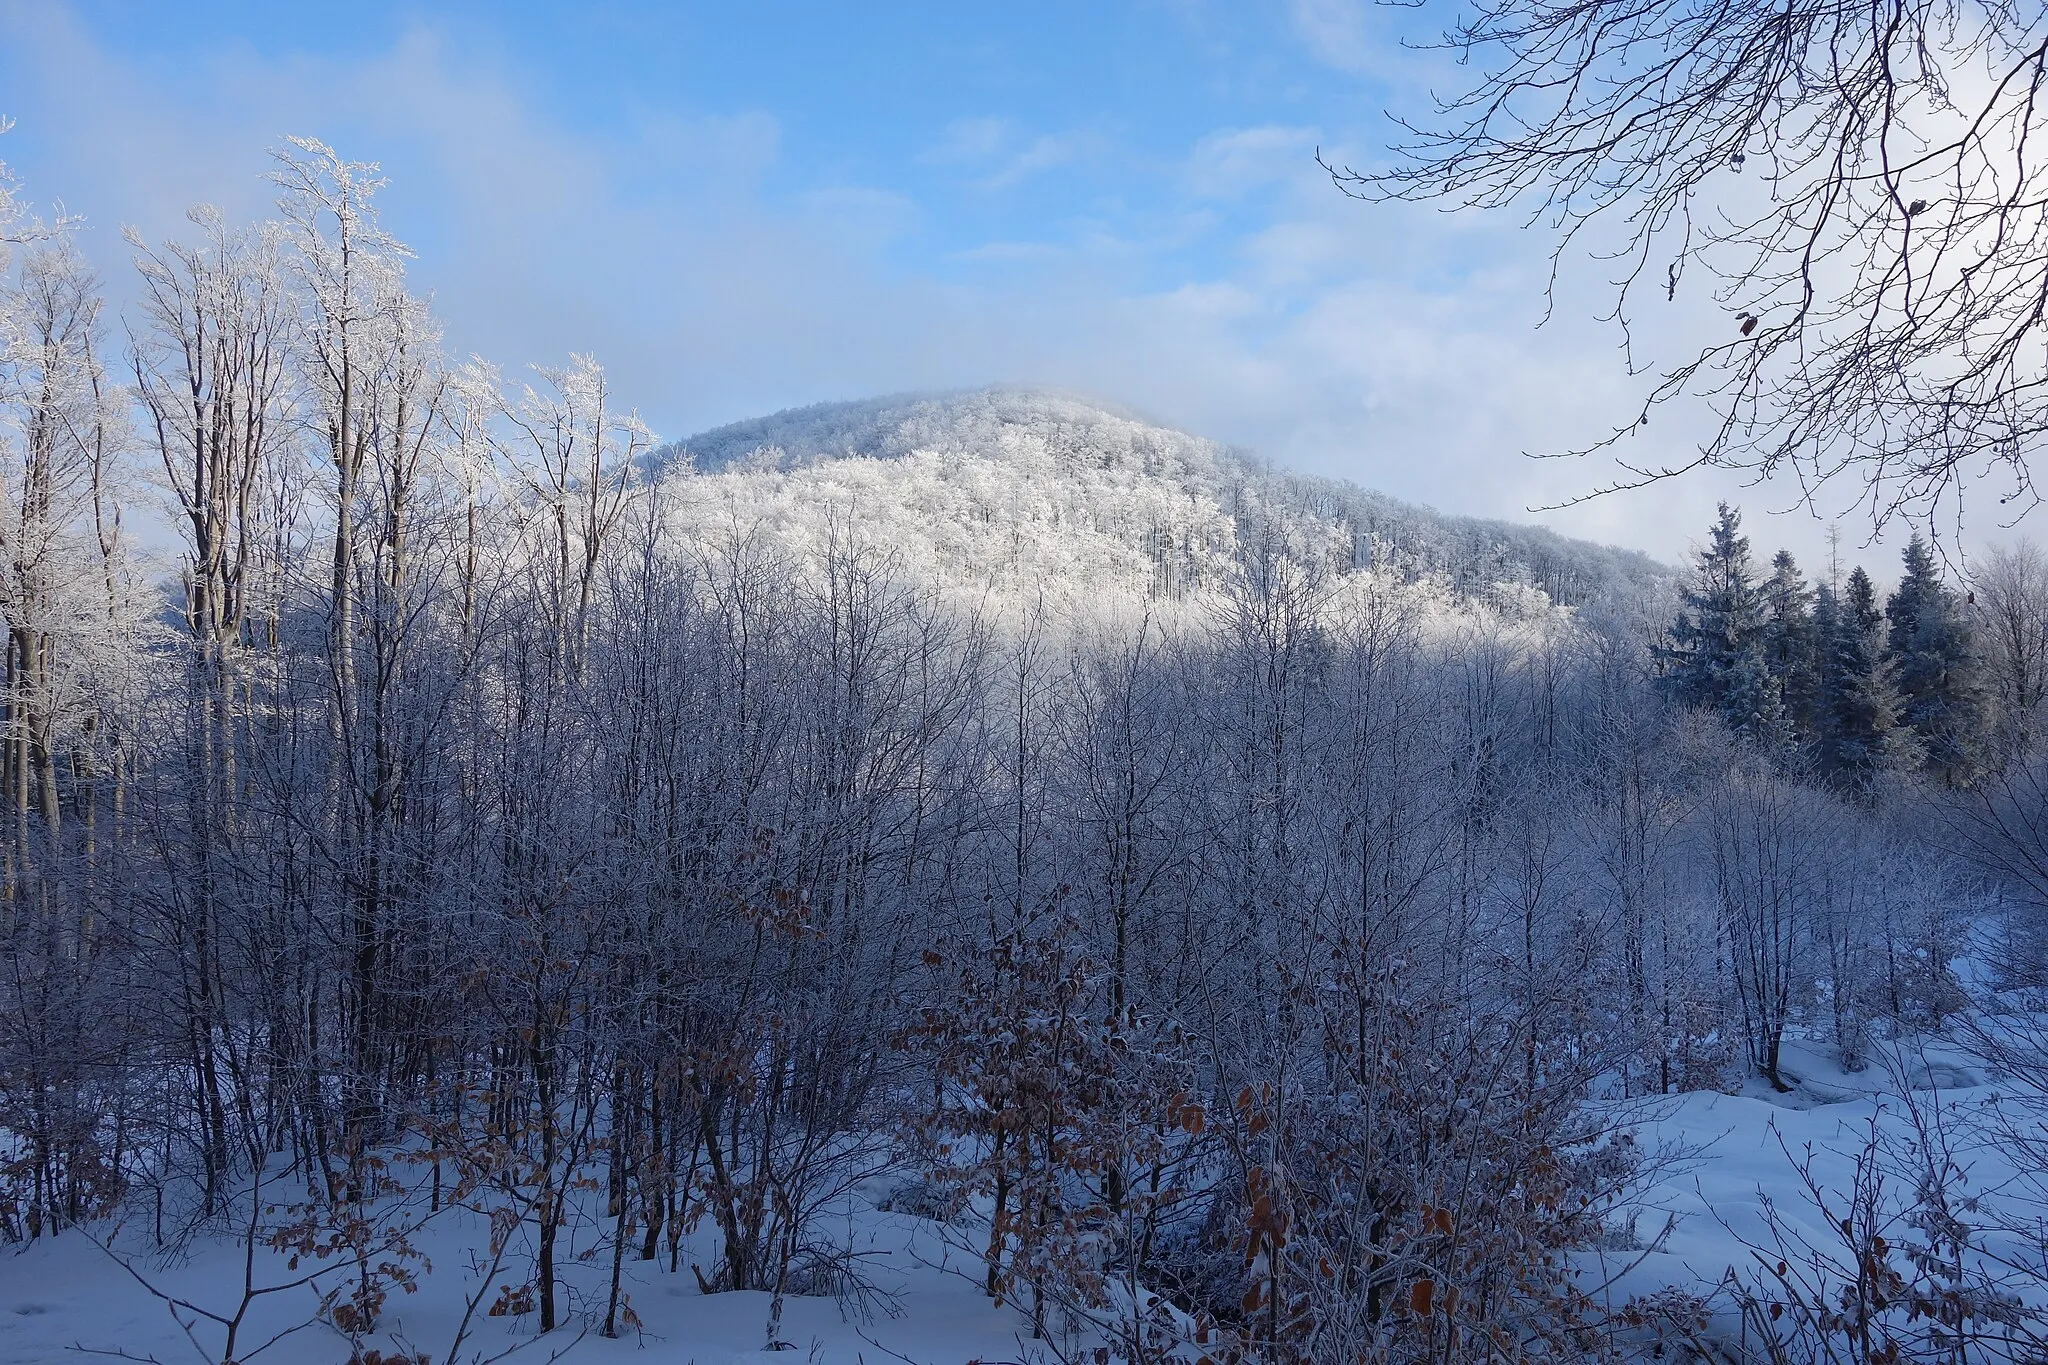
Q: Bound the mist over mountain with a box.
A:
[660,386,1672,612]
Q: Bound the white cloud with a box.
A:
[1186,124,1321,198]
[1286,0,1478,109]
[1288,0,1379,75]
[923,116,1014,164]
[953,240,1065,264]
[921,116,1106,190]
[795,185,923,249]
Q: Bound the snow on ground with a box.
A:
[0,1179,1060,1365]
[1581,1032,2046,1351]
[8,1033,2045,1364]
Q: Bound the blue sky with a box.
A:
[0,0,1842,561]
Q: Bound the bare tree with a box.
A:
[1972,540,2048,754]
[0,118,69,271]
[500,354,650,681]
[1343,0,2048,533]
[127,209,298,1211]
[0,242,136,1238]
[1701,758,1840,1089]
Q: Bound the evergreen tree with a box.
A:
[1885,535,1986,785]
[1764,549,1821,740]
[1663,504,1790,747]
[1885,534,1939,659]
[1814,567,1907,792]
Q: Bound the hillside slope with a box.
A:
[659,387,1671,610]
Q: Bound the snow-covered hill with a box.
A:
[656,387,1671,612]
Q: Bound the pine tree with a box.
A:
[1885,535,1986,786]
[1663,504,1790,747]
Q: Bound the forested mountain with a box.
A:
[661,387,1672,612]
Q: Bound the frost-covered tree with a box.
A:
[0,238,135,1241]
[126,207,300,1213]
[1814,568,1909,794]
[502,354,650,678]
[1664,504,1789,748]
[1887,534,1987,786]
[1973,540,2048,758]
[1703,761,1835,1090]
[1764,549,1820,740]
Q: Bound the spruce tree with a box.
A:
[1885,535,1986,785]
[1814,567,1906,791]
[1885,534,1939,659]
[1764,549,1821,741]
[1664,504,1790,747]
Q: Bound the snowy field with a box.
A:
[3,1155,1107,1365]
[1586,1034,2045,1345]
[8,1020,2047,1365]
